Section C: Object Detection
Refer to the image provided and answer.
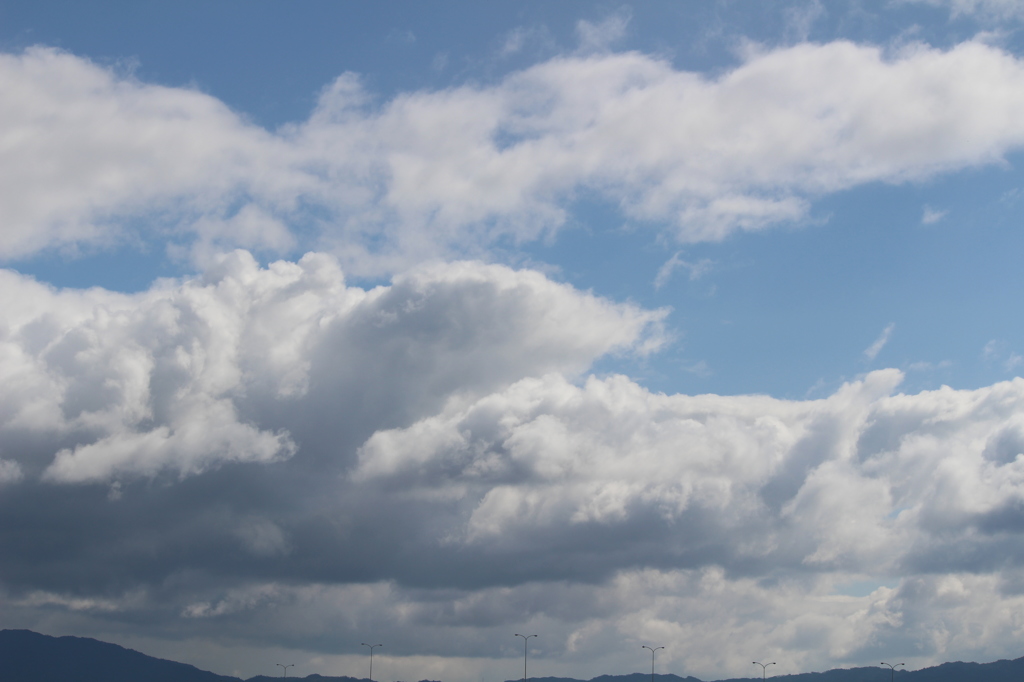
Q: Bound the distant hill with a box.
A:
[713,656,1024,682]
[1,629,238,682]
[523,674,702,682]
[518,657,1024,682]
[0,629,429,682]
[247,676,374,682]
[4,629,1024,682]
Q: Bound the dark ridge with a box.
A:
[1,628,238,682]
[247,677,371,682]
[0,628,444,682]
[520,675,700,682]
[503,657,1024,682]
[4,629,1024,682]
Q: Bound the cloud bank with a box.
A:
[5,39,1024,272]
[1,253,1024,678]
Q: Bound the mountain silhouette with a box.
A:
[1,629,237,682]
[0,629,415,682]
[4,629,1024,682]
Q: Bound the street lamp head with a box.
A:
[643,644,662,682]
[515,634,537,682]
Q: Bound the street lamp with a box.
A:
[642,645,664,682]
[277,664,295,678]
[515,634,538,682]
[881,662,904,682]
[752,662,775,681]
[361,643,382,681]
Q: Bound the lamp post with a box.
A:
[642,645,664,682]
[881,662,904,682]
[361,643,382,681]
[752,662,775,681]
[277,664,295,678]
[515,634,538,682]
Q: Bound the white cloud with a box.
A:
[7,40,1024,273]
[0,252,664,484]
[290,368,1024,678]
[356,367,1024,577]
[653,252,714,289]
[0,48,301,260]
[864,323,896,361]
[921,205,948,224]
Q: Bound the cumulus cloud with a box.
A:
[2,253,1024,677]
[7,40,1024,272]
[0,252,664,484]
[354,367,1024,582]
[315,368,1024,678]
[5,316,1024,678]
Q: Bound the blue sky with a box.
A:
[4,0,1024,401]
[3,2,1024,681]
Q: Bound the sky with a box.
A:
[3,0,1024,680]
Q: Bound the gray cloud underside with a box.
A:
[5,38,1024,272]
[2,255,1024,677]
